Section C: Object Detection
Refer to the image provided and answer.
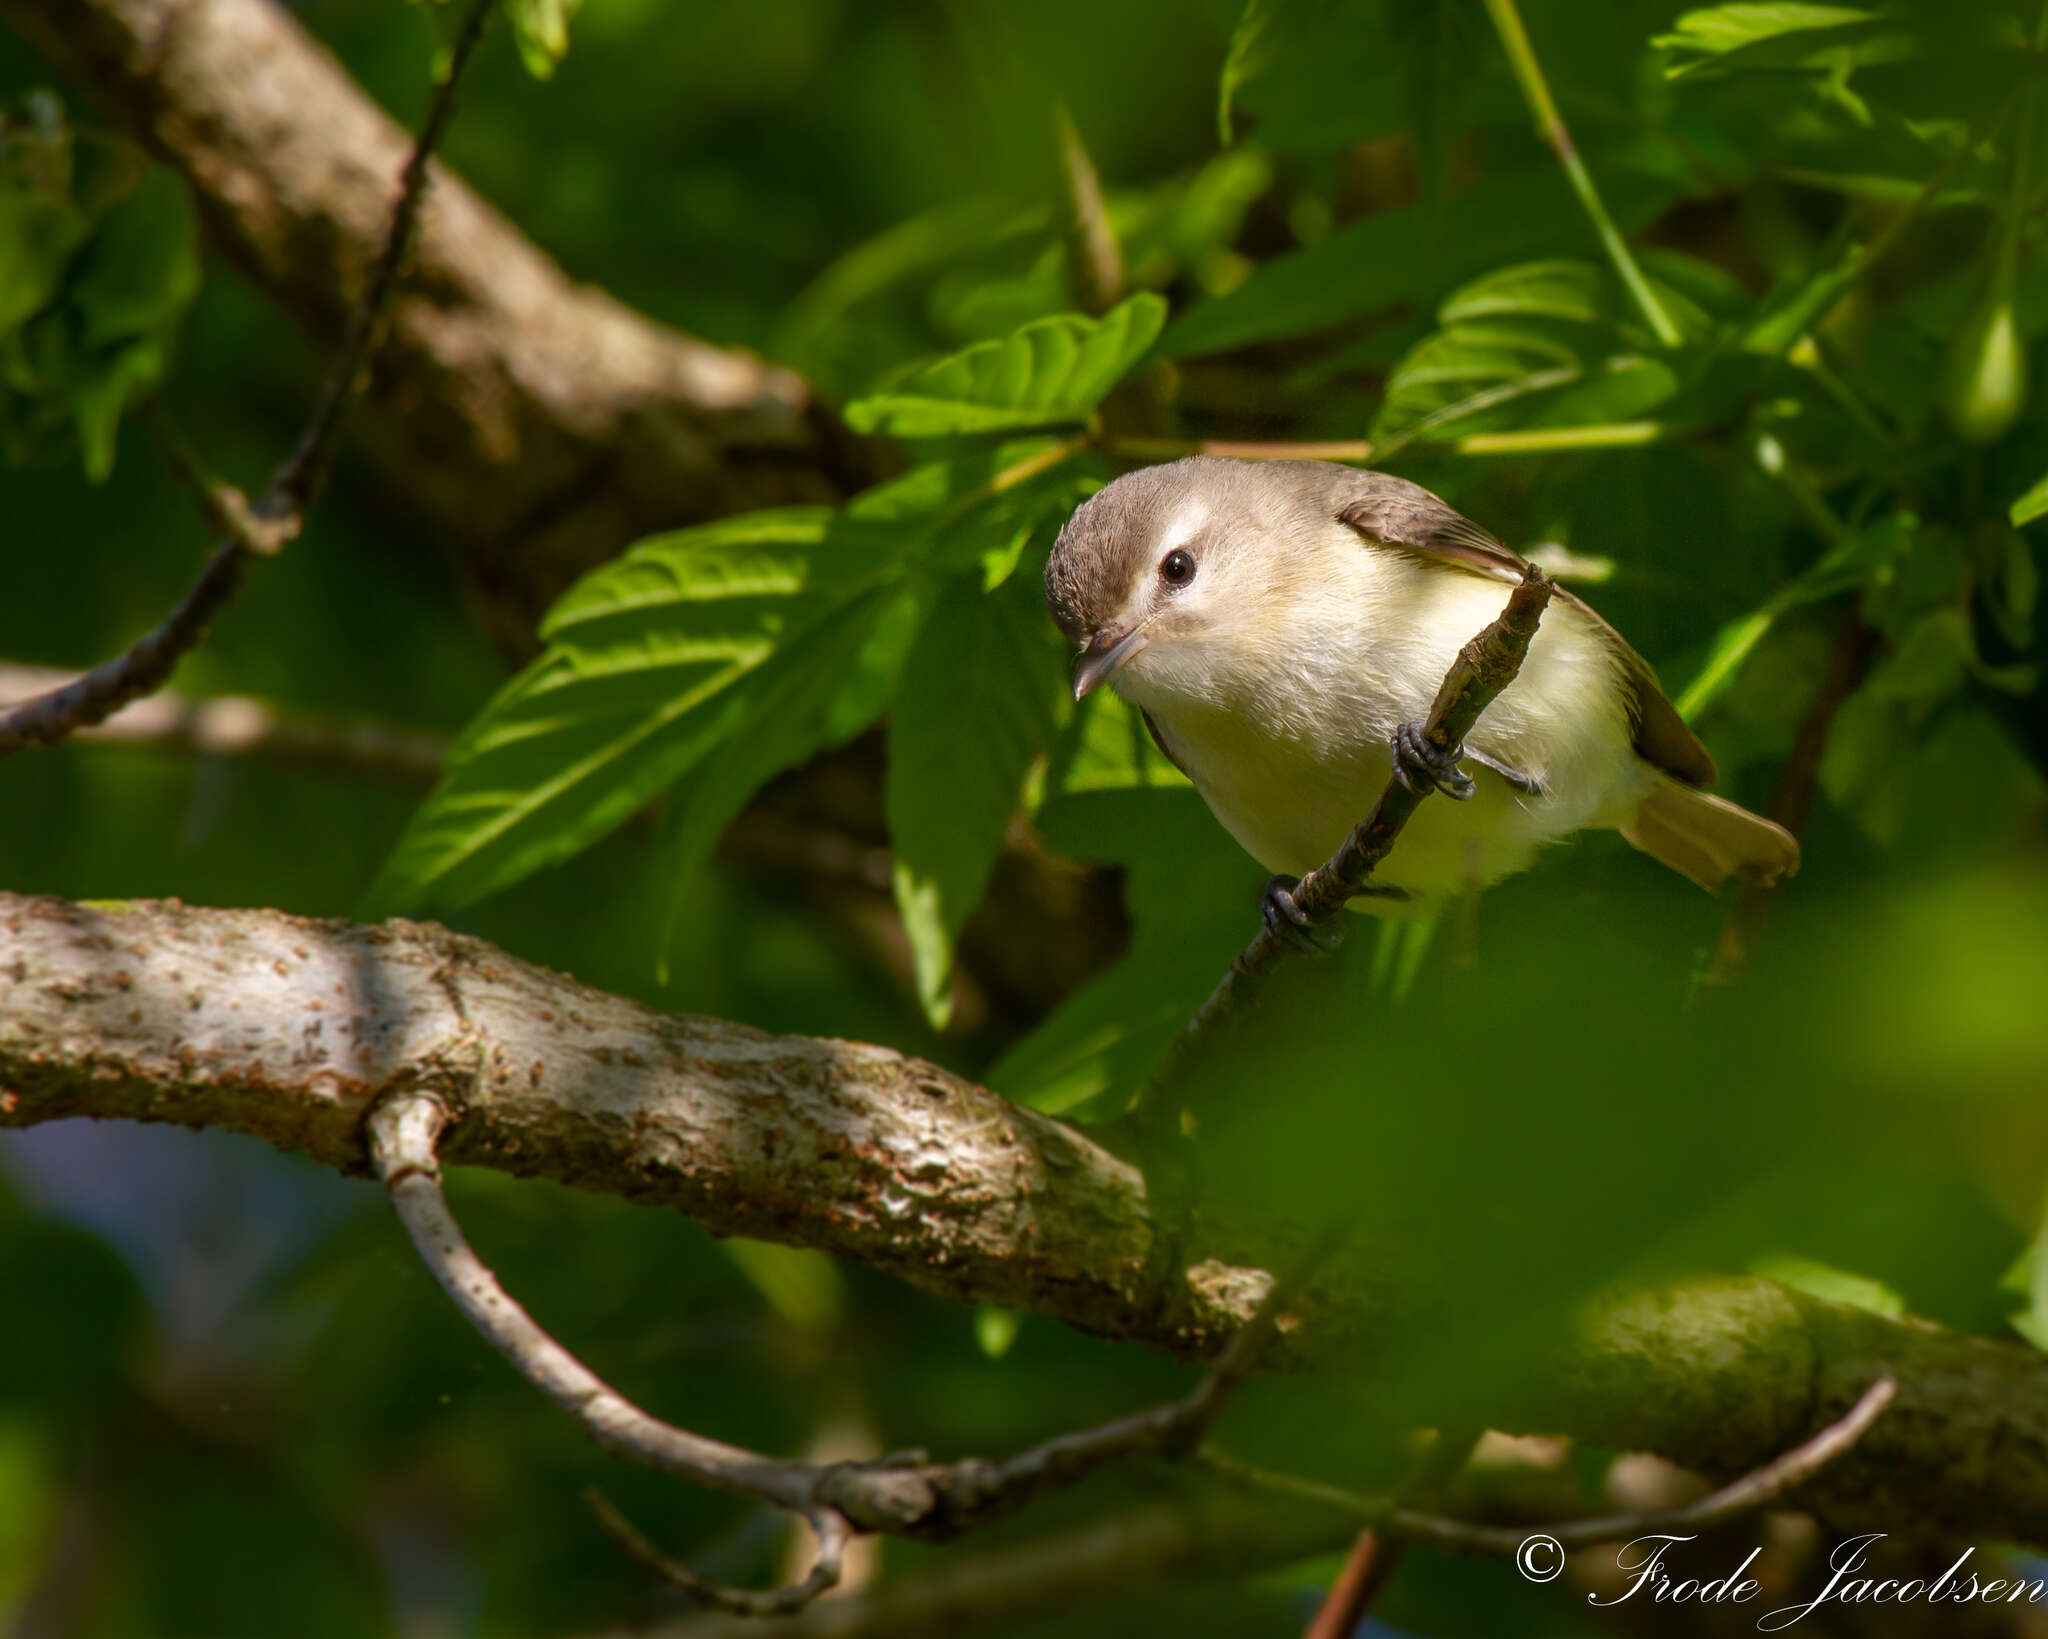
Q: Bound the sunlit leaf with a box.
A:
[1653,3,1881,76]
[503,0,581,77]
[843,294,1167,436]
[1218,0,1288,144]
[887,572,1064,1026]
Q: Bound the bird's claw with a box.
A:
[1261,875,1344,955]
[1391,722,1478,801]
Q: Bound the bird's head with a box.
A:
[1044,456,1346,707]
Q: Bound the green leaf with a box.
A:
[1677,512,1908,718]
[2009,469,2048,528]
[0,179,87,340]
[71,336,162,482]
[724,1240,846,1333]
[362,507,897,918]
[1750,1253,1904,1317]
[657,579,923,970]
[503,0,580,77]
[973,1306,1024,1359]
[1653,3,1881,76]
[67,168,198,349]
[1040,687,1191,800]
[1218,0,1287,145]
[1161,166,1684,359]
[886,572,1063,1027]
[843,294,1166,437]
[1372,261,1695,447]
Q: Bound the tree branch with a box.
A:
[366,1085,1304,1610]
[0,0,861,649]
[0,0,496,760]
[0,662,450,781]
[4,891,2047,1545]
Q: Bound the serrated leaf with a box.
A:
[1653,3,1880,75]
[887,572,1063,1027]
[362,509,901,918]
[657,580,923,972]
[1373,260,1692,446]
[843,294,1166,436]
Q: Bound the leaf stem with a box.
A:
[1451,420,1672,455]
[1480,0,1682,348]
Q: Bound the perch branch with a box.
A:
[4,892,2045,1544]
[0,0,495,760]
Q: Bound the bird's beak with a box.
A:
[1072,627,1149,701]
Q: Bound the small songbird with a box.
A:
[1043,457,1797,927]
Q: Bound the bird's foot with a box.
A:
[1462,746,1546,796]
[1261,875,1344,954]
[1390,723,1543,799]
[1391,722,1477,800]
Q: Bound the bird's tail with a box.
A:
[1620,776,1800,892]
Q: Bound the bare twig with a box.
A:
[0,0,495,760]
[366,1089,1307,1615]
[1134,565,1554,1108]
[1206,1374,1898,1556]
[0,662,448,780]
[585,1490,853,1620]
[1387,1374,1897,1554]
[1301,1531,1402,1639]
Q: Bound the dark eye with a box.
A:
[1159,548,1196,587]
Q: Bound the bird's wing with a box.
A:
[1335,472,1717,788]
[1140,708,1193,778]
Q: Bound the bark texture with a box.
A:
[0,0,866,648]
[3,892,2047,1546]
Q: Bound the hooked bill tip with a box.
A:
[1072,627,1148,700]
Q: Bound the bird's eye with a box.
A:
[1159,548,1197,587]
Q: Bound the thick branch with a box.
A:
[3,891,2047,1545]
[0,0,861,647]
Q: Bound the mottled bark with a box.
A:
[0,0,867,648]
[3,892,2046,1546]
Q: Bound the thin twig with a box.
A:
[0,661,447,780]
[1207,1374,1896,1557]
[366,1089,1311,1615]
[0,0,495,760]
[1481,0,1681,348]
[1134,565,1554,1110]
[585,1489,852,1620]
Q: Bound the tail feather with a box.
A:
[1621,778,1800,892]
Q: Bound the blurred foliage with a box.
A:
[4,0,2048,1633]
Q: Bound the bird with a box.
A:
[1042,456,1798,932]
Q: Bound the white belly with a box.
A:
[1120,568,1651,904]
